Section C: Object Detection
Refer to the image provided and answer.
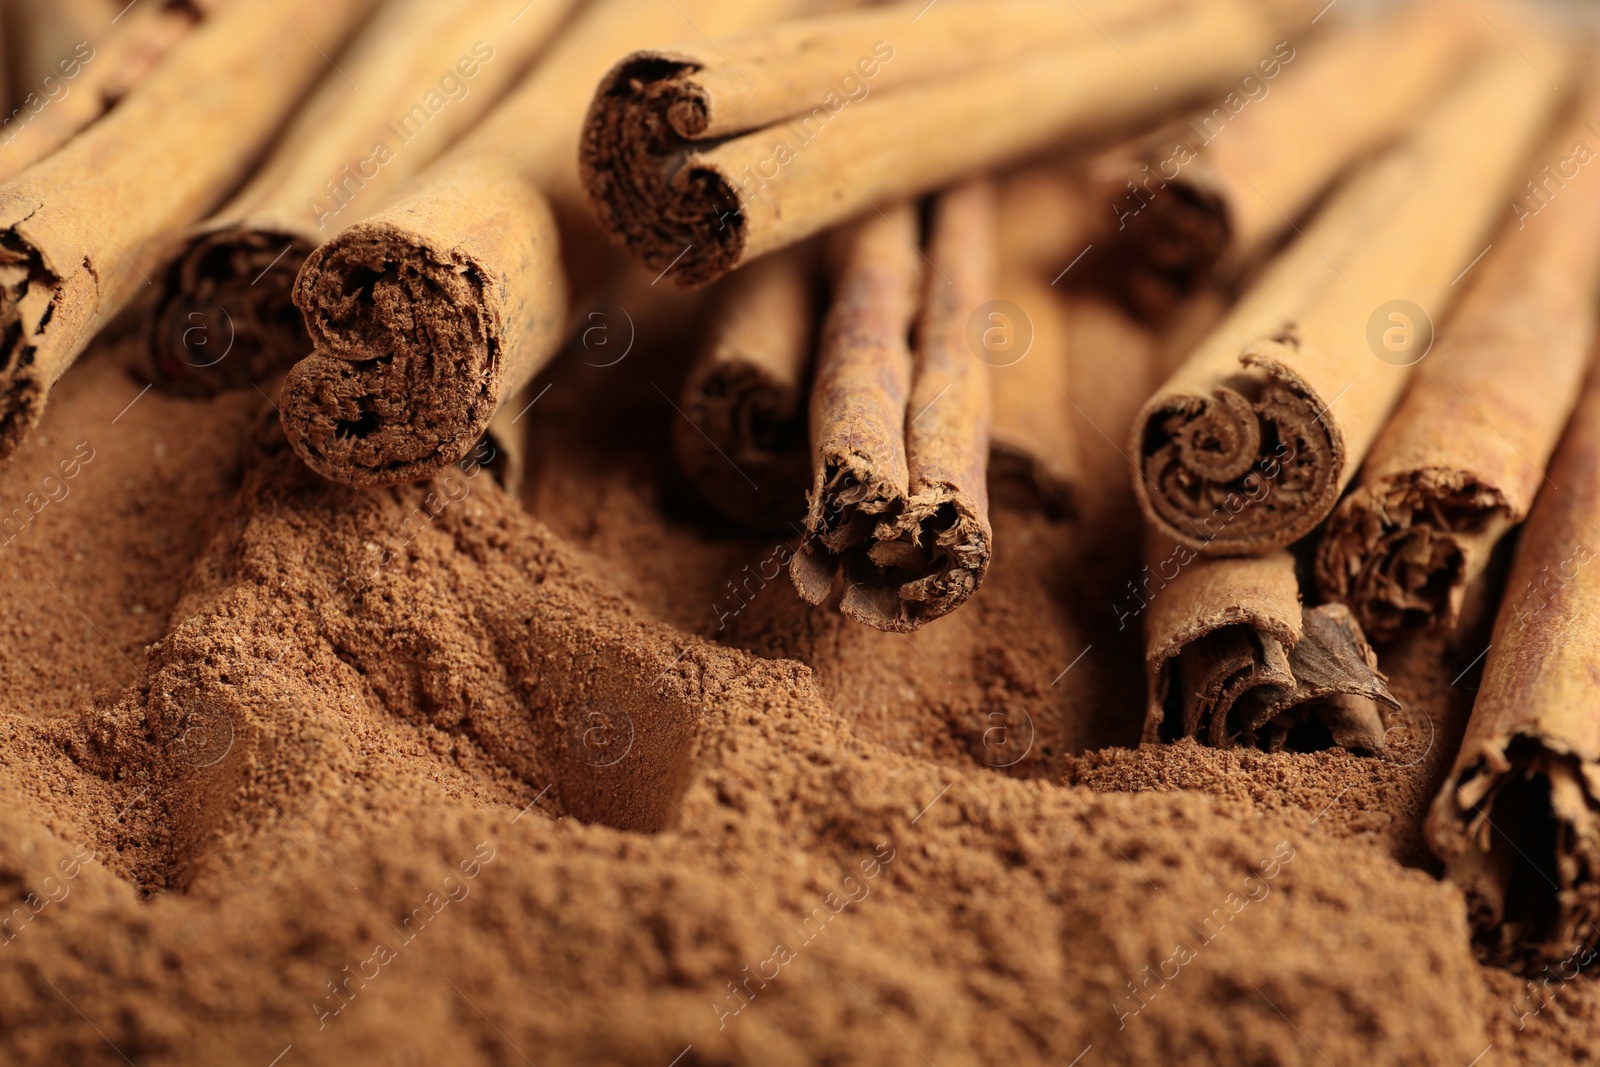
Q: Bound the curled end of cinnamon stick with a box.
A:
[1430,737,1600,968]
[281,221,503,487]
[0,217,70,461]
[1316,471,1512,643]
[1117,178,1231,317]
[1135,337,1344,555]
[578,52,744,288]
[1149,602,1397,752]
[147,227,314,395]
[791,457,991,633]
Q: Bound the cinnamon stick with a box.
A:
[1,0,217,184]
[1091,0,1485,314]
[1129,45,1567,558]
[674,245,817,530]
[279,0,801,488]
[0,0,377,460]
[988,265,1078,519]
[1141,546,1398,752]
[579,0,1293,287]
[1426,350,1600,968]
[790,179,994,632]
[143,0,580,395]
[1315,89,1600,644]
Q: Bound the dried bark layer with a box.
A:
[1154,603,1396,752]
[580,55,746,288]
[281,225,503,487]
[791,183,994,632]
[1138,341,1341,554]
[148,228,313,394]
[1316,472,1513,644]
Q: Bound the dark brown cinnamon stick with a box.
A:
[791,179,994,631]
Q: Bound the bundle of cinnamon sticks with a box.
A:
[5,0,1600,971]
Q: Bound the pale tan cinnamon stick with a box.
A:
[791,180,994,631]
[1315,90,1600,644]
[1129,45,1567,558]
[1426,349,1600,968]
[0,0,377,460]
[143,0,579,395]
[1091,0,1486,314]
[0,0,217,185]
[580,0,1293,286]
[280,0,801,488]
[1141,546,1398,751]
[674,245,817,530]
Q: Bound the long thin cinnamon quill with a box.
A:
[1426,349,1600,968]
[1141,547,1398,751]
[674,245,817,530]
[1315,89,1600,644]
[143,0,579,395]
[0,0,219,184]
[0,0,377,460]
[579,0,1293,287]
[1129,45,1566,558]
[791,180,993,632]
[1091,0,1485,313]
[279,0,800,488]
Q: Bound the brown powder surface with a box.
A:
[0,300,1593,1066]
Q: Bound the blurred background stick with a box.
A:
[0,0,219,184]
[0,0,378,460]
[1316,80,1600,644]
[1091,0,1487,314]
[674,245,818,531]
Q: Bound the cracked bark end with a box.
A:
[1136,339,1343,555]
[147,227,313,395]
[579,53,743,288]
[1153,603,1396,753]
[1316,471,1513,643]
[0,218,71,461]
[1431,739,1600,968]
[1093,151,1232,318]
[677,358,810,530]
[281,222,501,487]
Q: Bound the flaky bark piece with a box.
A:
[675,246,817,530]
[791,206,920,613]
[143,0,578,395]
[1145,549,1395,751]
[1315,88,1600,643]
[580,0,1286,286]
[1130,46,1566,556]
[1427,354,1600,969]
[1092,0,1485,313]
[0,0,377,460]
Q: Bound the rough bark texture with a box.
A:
[1130,47,1565,556]
[1427,349,1600,969]
[1315,90,1600,643]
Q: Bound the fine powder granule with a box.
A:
[0,320,1590,1065]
